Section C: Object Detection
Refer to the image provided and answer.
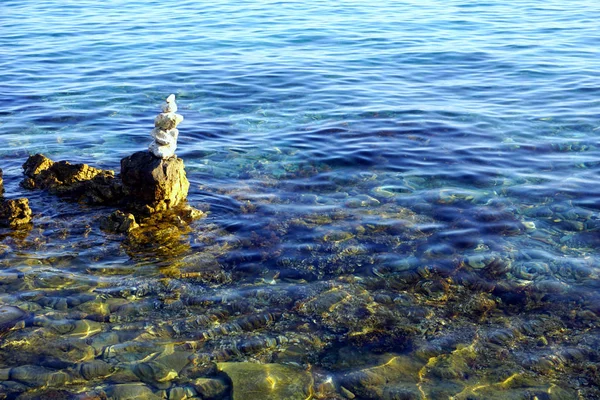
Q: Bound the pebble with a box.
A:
[0,305,27,333]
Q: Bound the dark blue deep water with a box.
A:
[1,1,600,399]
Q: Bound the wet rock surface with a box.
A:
[0,168,4,197]
[0,198,32,228]
[121,150,190,213]
[21,153,123,204]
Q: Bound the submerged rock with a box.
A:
[191,377,229,399]
[105,383,160,400]
[100,210,139,233]
[21,153,123,204]
[121,151,190,213]
[0,197,32,227]
[339,355,423,399]
[217,362,313,400]
[10,365,71,387]
[0,305,28,333]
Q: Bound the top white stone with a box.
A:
[162,94,178,113]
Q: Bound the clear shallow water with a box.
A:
[1,0,600,398]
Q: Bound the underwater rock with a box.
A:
[217,362,313,400]
[0,305,28,333]
[10,365,71,387]
[339,355,423,399]
[191,377,229,399]
[0,168,3,196]
[21,153,123,204]
[0,197,32,227]
[168,385,198,400]
[121,151,190,213]
[450,372,576,400]
[105,383,160,400]
[12,389,76,400]
[133,360,179,388]
[149,94,183,159]
[100,210,139,233]
[78,360,115,381]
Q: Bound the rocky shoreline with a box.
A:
[0,94,202,234]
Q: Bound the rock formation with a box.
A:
[0,168,33,228]
[121,151,190,214]
[149,94,183,159]
[0,198,32,228]
[22,154,123,204]
[17,94,201,234]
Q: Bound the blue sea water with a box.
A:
[1,0,600,398]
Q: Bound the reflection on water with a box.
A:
[2,0,600,398]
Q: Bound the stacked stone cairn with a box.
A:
[149,94,183,159]
[0,168,33,228]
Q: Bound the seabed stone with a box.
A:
[217,362,313,400]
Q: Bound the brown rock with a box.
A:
[22,154,123,204]
[120,151,189,213]
[0,198,32,228]
[0,168,4,197]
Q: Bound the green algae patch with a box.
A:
[217,362,313,400]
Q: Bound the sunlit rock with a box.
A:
[0,168,4,196]
[21,153,123,204]
[149,94,183,159]
[121,150,190,213]
[217,362,313,400]
[0,198,32,228]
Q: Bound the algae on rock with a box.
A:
[217,362,313,400]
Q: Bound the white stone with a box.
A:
[151,128,178,146]
[149,140,177,159]
[154,112,183,130]
[161,94,178,113]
